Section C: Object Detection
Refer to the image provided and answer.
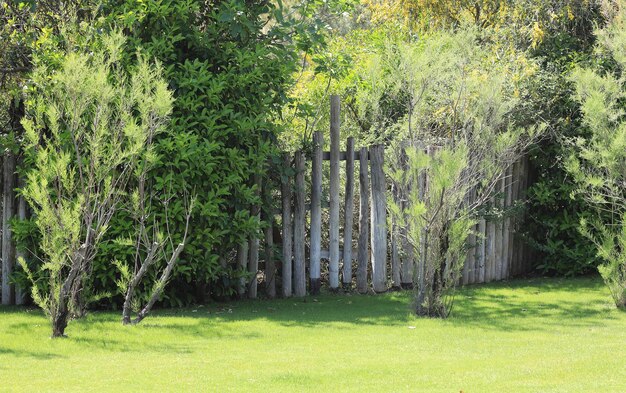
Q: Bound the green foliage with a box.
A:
[19,28,173,335]
[384,29,543,317]
[61,0,309,306]
[566,2,626,308]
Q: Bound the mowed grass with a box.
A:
[1,277,625,392]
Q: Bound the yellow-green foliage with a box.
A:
[567,1,626,308]
[382,29,543,317]
[19,30,173,326]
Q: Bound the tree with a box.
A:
[380,30,543,317]
[19,29,173,337]
[567,0,626,308]
[118,148,194,325]
[95,0,303,303]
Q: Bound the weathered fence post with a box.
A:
[461,192,471,285]
[2,151,16,305]
[248,173,262,299]
[486,195,496,282]
[495,177,503,280]
[370,144,387,293]
[264,218,276,299]
[518,157,528,273]
[391,182,401,289]
[342,137,355,289]
[478,218,486,283]
[310,132,323,294]
[237,241,249,297]
[467,228,476,284]
[329,95,341,290]
[400,148,414,289]
[281,153,293,298]
[15,177,26,305]
[357,147,369,294]
[503,166,512,279]
[511,159,521,275]
[294,151,306,297]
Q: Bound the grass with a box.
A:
[1,276,625,392]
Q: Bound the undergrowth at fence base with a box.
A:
[1,277,624,392]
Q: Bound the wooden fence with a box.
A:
[0,96,533,305]
[255,95,533,298]
[1,152,25,306]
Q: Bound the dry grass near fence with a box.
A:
[0,277,624,392]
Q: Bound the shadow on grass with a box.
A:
[448,277,616,331]
[142,277,617,334]
[0,277,619,352]
[0,347,65,360]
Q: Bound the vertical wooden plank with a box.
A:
[466,186,476,284]
[399,147,413,288]
[248,173,262,299]
[237,241,249,297]
[487,195,496,282]
[495,177,503,281]
[293,151,307,297]
[461,192,471,285]
[400,226,414,288]
[281,153,293,298]
[478,218,486,283]
[342,137,355,288]
[370,144,387,293]
[2,152,15,305]
[329,95,341,290]
[357,147,370,294]
[15,176,26,305]
[467,225,476,284]
[416,144,428,302]
[390,182,401,289]
[310,132,323,294]
[518,157,528,273]
[248,237,260,298]
[264,220,276,299]
[503,165,512,279]
[509,161,519,276]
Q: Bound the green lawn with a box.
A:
[1,277,624,392]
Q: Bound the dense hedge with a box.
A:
[88,0,300,306]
